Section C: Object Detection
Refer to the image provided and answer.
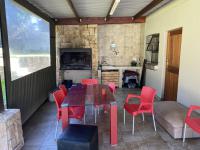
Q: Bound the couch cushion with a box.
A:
[155,101,187,128]
[154,101,200,139]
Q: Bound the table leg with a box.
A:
[110,103,118,145]
[119,69,123,88]
[61,107,69,130]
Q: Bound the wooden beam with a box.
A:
[55,17,145,25]
[66,0,80,21]
[14,0,54,22]
[133,0,164,19]
[106,0,116,21]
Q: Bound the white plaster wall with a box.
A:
[144,0,200,107]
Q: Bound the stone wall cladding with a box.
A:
[56,25,98,83]
[98,24,144,66]
[56,24,144,83]
[0,109,24,150]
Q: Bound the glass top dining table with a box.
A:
[60,84,118,146]
[61,84,116,107]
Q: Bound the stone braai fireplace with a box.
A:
[56,24,144,84]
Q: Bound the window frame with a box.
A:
[145,33,159,70]
[5,0,52,81]
[0,0,56,109]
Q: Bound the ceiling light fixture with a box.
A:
[109,0,120,16]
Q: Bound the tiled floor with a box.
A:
[22,88,200,150]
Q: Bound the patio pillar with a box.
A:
[0,109,24,150]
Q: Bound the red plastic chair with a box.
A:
[53,89,85,139]
[183,105,200,142]
[81,78,98,85]
[123,86,157,134]
[59,84,68,96]
[59,84,86,123]
[108,82,116,94]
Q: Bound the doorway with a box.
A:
[164,28,182,101]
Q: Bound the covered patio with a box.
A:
[0,0,200,150]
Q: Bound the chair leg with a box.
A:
[85,106,87,115]
[84,114,86,124]
[95,108,97,124]
[142,113,144,122]
[92,105,94,115]
[183,123,187,143]
[152,113,157,132]
[55,120,59,140]
[132,116,135,135]
[124,109,126,125]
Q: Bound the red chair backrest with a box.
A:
[59,84,68,96]
[108,82,116,93]
[53,89,65,110]
[81,78,98,85]
[140,86,157,103]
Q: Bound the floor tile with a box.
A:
[22,145,41,150]
[22,88,200,150]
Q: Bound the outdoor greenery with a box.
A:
[5,0,51,80]
[1,79,6,102]
[5,0,50,54]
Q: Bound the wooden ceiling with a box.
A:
[26,0,172,25]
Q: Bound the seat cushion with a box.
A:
[57,124,98,150]
[155,101,187,128]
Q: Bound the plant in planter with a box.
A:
[131,60,137,66]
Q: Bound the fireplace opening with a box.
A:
[60,48,92,70]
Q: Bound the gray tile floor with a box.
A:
[22,88,200,150]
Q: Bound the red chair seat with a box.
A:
[124,103,152,116]
[69,106,85,120]
[186,118,200,133]
[124,103,139,115]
